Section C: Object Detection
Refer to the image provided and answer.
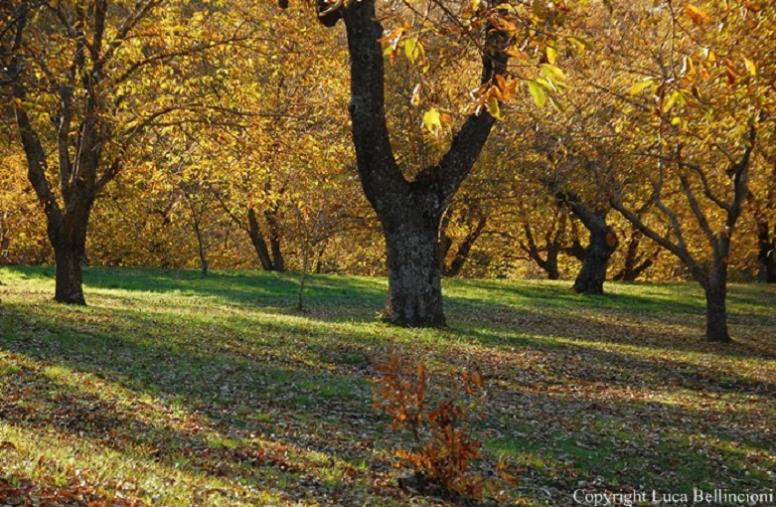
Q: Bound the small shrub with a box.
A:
[371,355,515,502]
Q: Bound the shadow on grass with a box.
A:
[6,265,774,362]
[1,293,774,504]
[7,265,387,308]
[0,306,388,504]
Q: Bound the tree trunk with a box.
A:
[545,250,560,280]
[52,236,86,305]
[193,220,208,276]
[574,225,617,295]
[332,0,505,327]
[297,240,310,312]
[247,209,276,271]
[704,265,730,342]
[383,212,445,327]
[613,230,657,282]
[47,198,91,305]
[443,215,486,277]
[265,209,285,272]
[756,221,775,283]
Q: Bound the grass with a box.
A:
[0,266,774,506]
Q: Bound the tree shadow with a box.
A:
[6,264,773,361]
[0,306,396,505]
[1,286,773,505]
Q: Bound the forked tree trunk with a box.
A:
[442,214,486,277]
[306,0,506,327]
[383,208,445,326]
[613,229,657,282]
[704,263,730,342]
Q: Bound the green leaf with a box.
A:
[527,81,546,108]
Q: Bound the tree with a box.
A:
[279,0,570,326]
[602,0,775,341]
[0,0,246,303]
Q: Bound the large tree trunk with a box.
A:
[324,0,505,327]
[383,207,445,326]
[704,264,730,342]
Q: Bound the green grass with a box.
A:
[0,266,774,506]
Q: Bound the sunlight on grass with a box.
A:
[1,266,774,505]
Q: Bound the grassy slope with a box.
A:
[0,266,774,506]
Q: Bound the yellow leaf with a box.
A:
[422,108,442,133]
[487,96,502,120]
[629,78,654,95]
[663,90,683,113]
[546,46,558,65]
[403,37,423,63]
[744,57,757,76]
[566,36,588,56]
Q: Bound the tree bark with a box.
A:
[50,211,89,305]
[574,223,617,294]
[613,229,657,282]
[704,264,731,342]
[557,195,617,295]
[544,251,560,280]
[53,241,85,304]
[193,218,208,276]
[383,208,445,326]
[265,208,285,271]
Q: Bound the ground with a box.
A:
[0,267,774,506]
